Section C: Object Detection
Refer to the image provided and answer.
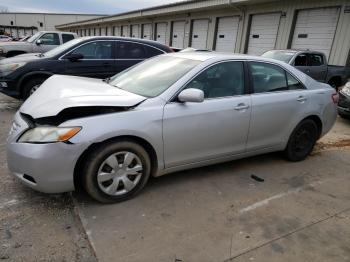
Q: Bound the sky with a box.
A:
[0,0,185,14]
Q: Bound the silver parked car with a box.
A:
[6,53,338,203]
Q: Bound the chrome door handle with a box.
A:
[297,96,307,102]
[234,104,249,110]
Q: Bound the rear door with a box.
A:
[247,61,309,151]
[163,61,251,167]
[307,53,327,82]
[63,40,115,78]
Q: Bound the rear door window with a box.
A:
[286,72,305,90]
[309,54,324,66]
[116,41,146,59]
[62,34,75,43]
[250,62,288,93]
[144,46,164,58]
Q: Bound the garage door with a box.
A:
[156,22,168,44]
[131,25,140,38]
[121,25,129,37]
[113,26,120,36]
[142,24,152,39]
[291,7,340,59]
[191,19,209,49]
[172,21,186,48]
[215,16,240,52]
[247,13,281,55]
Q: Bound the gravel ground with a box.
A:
[0,94,96,262]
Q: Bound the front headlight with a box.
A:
[0,62,27,76]
[341,84,350,96]
[18,126,81,143]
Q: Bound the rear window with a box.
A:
[262,50,296,63]
[62,34,75,43]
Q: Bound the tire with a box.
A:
[22,77,47,100]
[284,119,319,162]
[82,140,151,203]
[339,113,350,120]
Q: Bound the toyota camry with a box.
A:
[6,52,338,203]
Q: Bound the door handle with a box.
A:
[234,104,249,111]
[306,69,310,73]
[297,96,307,102]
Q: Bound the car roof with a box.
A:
[77,36,171,49]
[164,51,288,64]
[266,49,325,55]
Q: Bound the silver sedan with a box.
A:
[6,53,338,203]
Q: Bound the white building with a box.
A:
[0,12,105,39]
[56,0,350,66]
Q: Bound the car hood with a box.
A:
[20,75,147,119]
[0,53,42,64]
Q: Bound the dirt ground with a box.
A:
[0,93,350,262]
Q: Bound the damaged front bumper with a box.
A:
[6,112,88,193]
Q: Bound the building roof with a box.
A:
[0,12,106,16]
[56,0,275,28]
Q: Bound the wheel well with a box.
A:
[73,136,159,191]
[19,74,51,98]
[6,50,26,57]
[304,115,323,139]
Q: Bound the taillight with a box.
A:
[332,93,339,104]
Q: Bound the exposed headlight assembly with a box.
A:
[18,126,81,143]
[0,62,26,76]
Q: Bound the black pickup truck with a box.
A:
[262,50,350,89]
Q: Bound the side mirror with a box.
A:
[66,53,84,62]
[178,88,204,103]
[36,39,42,45]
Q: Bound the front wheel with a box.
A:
[22,77,46,100]
[82,141,151,203]
[284,119,318,162]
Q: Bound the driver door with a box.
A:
[33,32,60,53]
[163,61,251,168]
[62,40,116,78]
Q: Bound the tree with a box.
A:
[0,6,9,13]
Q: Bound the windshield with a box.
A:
[262,50,296,63]
[109,56,201,97]
[26,32,41,43]
[43,38,84,57]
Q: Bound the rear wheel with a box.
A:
[82,141,151,203]
[22,77,46,100]
[284,119,318,162]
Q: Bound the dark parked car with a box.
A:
[338,82,350,119]
[262,50,350,89]
[0,37,173,99]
